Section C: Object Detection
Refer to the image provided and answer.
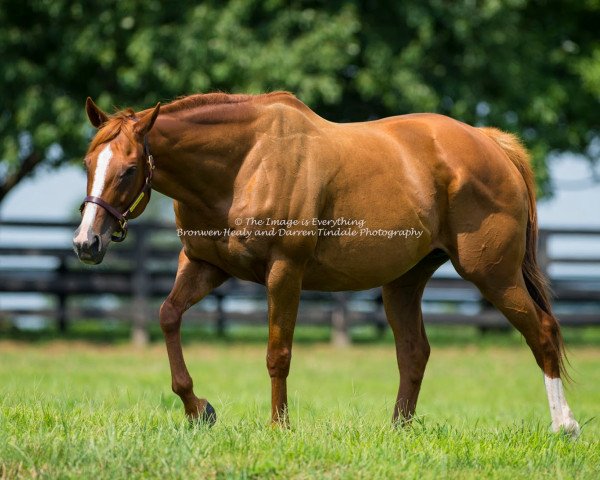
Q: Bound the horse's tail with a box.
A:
[479,127,569,380]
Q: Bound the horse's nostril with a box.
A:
[92,234,102,253]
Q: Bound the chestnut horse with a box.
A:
[73,92,579,436]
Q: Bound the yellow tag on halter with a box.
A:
[129,192,145,212]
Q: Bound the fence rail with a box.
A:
[1,220,599,344]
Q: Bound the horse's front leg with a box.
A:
[159,250,229,423]
[265,257,303,426]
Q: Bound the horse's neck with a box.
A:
[148,111,255,211]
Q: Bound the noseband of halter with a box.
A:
[79,136,155,243]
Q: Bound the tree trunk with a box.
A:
[0,151,43,204]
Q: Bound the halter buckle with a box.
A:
[111,219,128,242]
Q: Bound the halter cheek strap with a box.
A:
[79,135,155,242]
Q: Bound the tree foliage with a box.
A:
[1,0,598,201]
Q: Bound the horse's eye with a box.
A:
[122,166,137,177]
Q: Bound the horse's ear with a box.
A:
[85,97,109,128]
[134,102,161,138]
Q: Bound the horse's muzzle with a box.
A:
[73,229,105,265]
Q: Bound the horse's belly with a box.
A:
[302,232,431,291]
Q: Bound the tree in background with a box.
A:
[1,0,598,202]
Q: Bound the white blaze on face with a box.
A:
[544,374,580,438]
[74,143,113,243]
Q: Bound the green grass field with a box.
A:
[1,328,599,479]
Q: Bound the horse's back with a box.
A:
[333,111,530,226]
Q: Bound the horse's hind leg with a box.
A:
[450,227,580,436]
[476,276,579,436]
[383,250,448,423]
[159,250,229,423]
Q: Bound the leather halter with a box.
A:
[79,136,155,242]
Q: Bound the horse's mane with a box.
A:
[89,91,296,151]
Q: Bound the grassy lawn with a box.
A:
[0,330,599,479]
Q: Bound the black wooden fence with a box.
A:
[1,219,599,344]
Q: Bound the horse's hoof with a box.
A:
[392,412,414,428]
[187,399,217,427]
[201,401,217,426]
[555,419,580,439]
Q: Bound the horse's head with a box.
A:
[73,98,160,264]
